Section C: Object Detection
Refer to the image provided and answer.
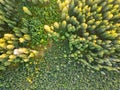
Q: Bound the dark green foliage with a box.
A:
[47,0,120,71]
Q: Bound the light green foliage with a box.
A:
[23,0,60,45]
[29,0,49,5]
[46,0,120,71]
[0,0,39,70]
[0,0,60,70]
[0,0,119,89]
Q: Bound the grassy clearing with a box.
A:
[0,41,120,90]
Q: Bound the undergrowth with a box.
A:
[0,41,120,90]
[0,0,120,90]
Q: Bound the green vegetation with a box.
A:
[0,0,38,70]
[0,42,120,90]
[0,0,120,90]
[0,0,60,70]
[46,0,120,71]
[23,0,60,46]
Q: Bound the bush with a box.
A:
[0,0,53,70]
[45,0,120,71]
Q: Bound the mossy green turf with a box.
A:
[0,0,120,90]
[0,41,120,90]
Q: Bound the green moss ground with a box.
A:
[0,0,120,90]
[0,41,120,90]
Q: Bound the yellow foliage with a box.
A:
[23,6,32,16]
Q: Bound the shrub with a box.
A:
[45,0,120,71]
[0,0,52,70]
